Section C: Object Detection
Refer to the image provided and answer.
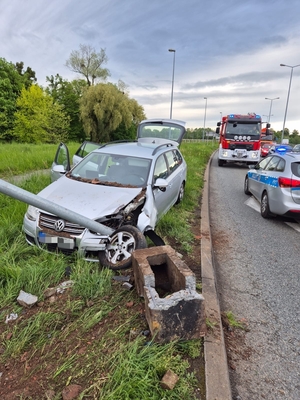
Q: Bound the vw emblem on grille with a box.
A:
[54,219,65,232]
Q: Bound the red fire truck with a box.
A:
[216,113,264,167]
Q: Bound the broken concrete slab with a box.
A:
[160,369,179,390]
[132,245,206,343]
[17,290,38,308]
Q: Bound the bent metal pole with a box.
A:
[0,179,114,236]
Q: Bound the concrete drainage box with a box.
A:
[132,245,206,343]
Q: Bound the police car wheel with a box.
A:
[244,176,251,195]
[261,191,272,219]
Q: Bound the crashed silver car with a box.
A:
[23,119,187,269]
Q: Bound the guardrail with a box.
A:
[183,139,218,143]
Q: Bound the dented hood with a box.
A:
[36,175,142,219]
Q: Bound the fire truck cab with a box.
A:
[216,113,262,167]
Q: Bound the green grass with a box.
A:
[225,311,246,330]
[0,141,217,399]
[0,141,80,178]
[157,141,217,254]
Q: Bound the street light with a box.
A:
[280,63,300,143]
[168,49,176,119]
[263,114,273,120]
[265,97,279,123]
[220,112,222,121]
[203,97,208,140]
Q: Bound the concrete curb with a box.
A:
[201,155,232,400]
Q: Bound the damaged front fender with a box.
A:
[137,184,158,232]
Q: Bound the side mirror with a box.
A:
[50,164,66,183]
[217,122,221,127]
[216,127,220,134]
[154,178,168,192]
[52,165,66,174]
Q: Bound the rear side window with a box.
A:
[291,162,300,178]
[275,158,285,172]
[165,150,182,174]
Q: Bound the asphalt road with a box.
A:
[209,153,300,400]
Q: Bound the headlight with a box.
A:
[26,205,38,221]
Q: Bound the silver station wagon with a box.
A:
[23,119,187,269]
[244,150,300,218]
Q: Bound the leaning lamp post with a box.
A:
[168,49,176,119]
[280,63,300,143]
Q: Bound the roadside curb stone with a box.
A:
[201,153,232,399]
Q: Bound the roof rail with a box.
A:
[152,143,174,155]
[99,140,137,149]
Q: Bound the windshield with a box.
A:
[225,122,261,138]
[68,152,151,187]
[138,120,185,143]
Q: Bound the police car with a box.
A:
[244,149,300,218]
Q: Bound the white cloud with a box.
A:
[1,0,300,133]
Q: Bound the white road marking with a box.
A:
[285,221,300,232]
[244,196,300,232]
[244,197,260,212]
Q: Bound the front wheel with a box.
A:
[99,225,147,270]
[261,191,272,219]
[218,158,225,167]
[244,176,251,195]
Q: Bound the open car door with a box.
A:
[137,119,186,146]
[72,141,101,165]
[51,142,71,182]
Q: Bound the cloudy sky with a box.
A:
[1,0,300,133]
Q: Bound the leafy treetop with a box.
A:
[65,44,110,86]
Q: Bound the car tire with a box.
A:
[244,176,251,195]
[261,191,272,218]
[99,225,147,270]
[175,182,185,204]
[218,159,225,167]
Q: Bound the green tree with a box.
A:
[282,127,290,141]
[13,85,70,143]
[79,83,146,142]
[0,58,25,141]
[15,61,37,88]
[273,130,282,142]
[186,127,214,139]
[46,74,87,141]
[65,44,110,86]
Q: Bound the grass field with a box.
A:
[0,141,217,400]
[0,142,80,178]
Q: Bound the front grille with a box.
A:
[229,143,253,150]
[39,213,85,237]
